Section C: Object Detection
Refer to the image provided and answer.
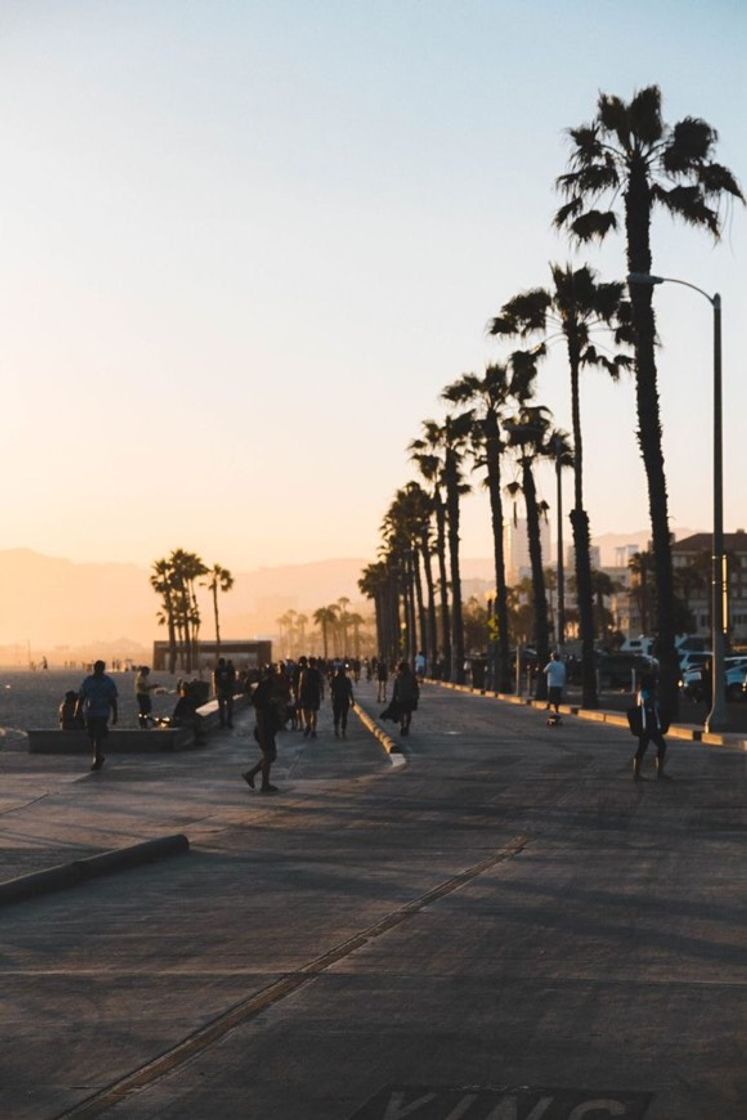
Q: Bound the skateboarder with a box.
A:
[543,652,566,722]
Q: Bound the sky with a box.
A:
[0,0,745,571]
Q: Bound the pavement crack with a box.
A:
[52,833,529,1120]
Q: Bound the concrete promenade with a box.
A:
[1,682,746,1119]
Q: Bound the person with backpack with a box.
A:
[330,664,354,738]
[392,661,419,737]
[633,672,669,781]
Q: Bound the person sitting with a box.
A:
[59,690,85,730]
[153,683,204,743]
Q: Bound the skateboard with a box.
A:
[546,712,562,727]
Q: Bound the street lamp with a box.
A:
[627,272,727,732]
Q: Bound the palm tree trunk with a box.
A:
[420,540,438,674]
[445,461,465,685]
[625,168,679,717]
[485,424,511,692]
[412,548,427,662]
[434,490,451,678]
[213,585,221,654]
[567,341,599,709]
[522,460,550,700]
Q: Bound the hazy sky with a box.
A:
[1,1,744,570]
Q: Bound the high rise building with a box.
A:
[504,518,552,585]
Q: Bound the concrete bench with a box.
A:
[27,727,196,754]
[26,692,249,754]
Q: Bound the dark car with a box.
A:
[596,651,656,690]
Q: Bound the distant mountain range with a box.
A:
[0,535,698,660]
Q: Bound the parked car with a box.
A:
[681,663,747,702]
[679,651,710,674]
[620,636,656,657]
[597,651,656,690]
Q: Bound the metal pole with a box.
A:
[707,294,728,731]
[556,455,565,648]
[516,644,522,697]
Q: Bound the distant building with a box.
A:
[504,518,552,585]
[614,543,641,568]
[672,530,747,642]
[152,639,272,671]
[565,544,601,572]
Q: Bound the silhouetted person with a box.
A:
[243,665,280,793]
[59,690,84,730]
[415,650,426,682]
[331,665,354,737]
[543,651,566,715]
[134,665,159,729]
[75,660,118,771]
[634,672,669,781]
[299,656,323,738]
[393,661,419,737]
[376,658,389,702]
[213,657,237,728]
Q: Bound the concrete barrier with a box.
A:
[27,727,195,754]
[0,833,190,908]
[352,702,407,769]
[423,677,747,752]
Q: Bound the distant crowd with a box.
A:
[59,654,423,792]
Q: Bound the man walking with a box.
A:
[213,657,237,728]
[330,664,354,738]
[298,656,324,738]
[243,665,280,793]
[376,658,389,703]
[76,659,118,771]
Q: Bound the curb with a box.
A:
[0,833,190,908]
[423,679,747,752]
[352,702,408,770]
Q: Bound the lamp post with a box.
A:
[627,272,727,731]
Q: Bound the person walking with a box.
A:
[243,665,281,793]
[543,652,566,717]
[414,650,426,682]
[213,657,237,728]
[330,664,354,738]
[298,656,324,738]
[392,661,419,737]
[633,672,669,781]
[75,659,118,771]
[376,658,389,703]
[134,665,159,729]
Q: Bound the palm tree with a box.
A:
[202,563,234,655]
[555,85,743,713]
[359,560,398,664]
[150,558,177,673]
[296,612,308,655]
[442,362,518,692]
[347,612,365,658]
[505,407,558,699]
[313,605,338,660]
[412,414,473,683]
[490,264,631,707]
[337,597,351,657]
[409,438,451,678]
[628,550,655,636]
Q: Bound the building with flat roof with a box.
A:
[152,639,272,671]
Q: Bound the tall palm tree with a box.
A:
[490,264,631,707]
[409,437,451,678]
[505,407,561,699]
[359,561,399,664]
[555,85,743,713]
[150,558,177,673]
[296,612,308,655]
[202,563,234,655]
[442,362,517,692]
[337,597,351,657]
[313,605,338,660]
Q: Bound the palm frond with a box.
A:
[663,116,718,171]
[697,162,744,201]
[651,183,720,236]
[566,209,617,243]
[628,85,664,146]
[597,93,631,150]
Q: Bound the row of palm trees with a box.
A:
[276,600,371,660]
[360,86,743,713]
[150,550,234,672]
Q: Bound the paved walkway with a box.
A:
[2,683,746,1119]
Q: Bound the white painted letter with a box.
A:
[383,1090,438,1119]
[568,1101,626,1119]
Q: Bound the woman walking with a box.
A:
[393,661,420,737]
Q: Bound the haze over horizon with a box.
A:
[0,3,744,573]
